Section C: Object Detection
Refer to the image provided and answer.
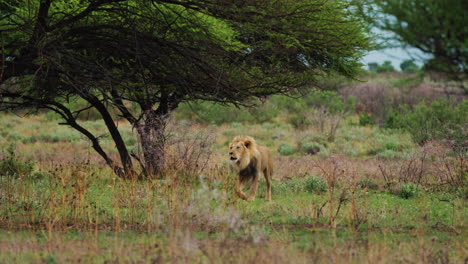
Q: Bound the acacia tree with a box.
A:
[358,0,467,84]
[1,0,370,178]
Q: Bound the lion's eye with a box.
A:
[236,146,240,149]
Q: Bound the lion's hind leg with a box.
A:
[264,168,272,201]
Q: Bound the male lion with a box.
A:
[229,136,273,201]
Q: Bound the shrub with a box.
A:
[358,178,379,190]
[269,95,303,112]
[400,183,421,199]
[275,178,304,193]
[400,60,420,73]
[8,133,25,142]
[386,100,467,149]
[38,133,60,143]
[305,176,327,193]
[376,61,395,73]
[123,134,137,146]
[277,143,295,156]
[0,146,35,178]
[304,90,353,114]
[248,102,280,123]
[301,142,324,155]
[392,76,422,89]
[358,112,375,126]
[288,114,310,130]
[274,176,327,193]
[176,99,281,125]
[368,62,378,72]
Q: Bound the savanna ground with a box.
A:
[0,73,467,263]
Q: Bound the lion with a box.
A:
[229,136,273,201]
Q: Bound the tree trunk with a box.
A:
[136,110,168,177]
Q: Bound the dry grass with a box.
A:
[0,112,466,263]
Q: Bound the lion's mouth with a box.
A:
[230,157,238,161]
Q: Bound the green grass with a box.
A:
[1,175,465,263]
[0,100,466,263]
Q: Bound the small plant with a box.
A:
[275,178,306,193]
[277,143,295,156]
[0,145,34,178]
[400,60,420,73]
[301,142,323,155]
[359,112,375,126]
[288,113,310,130]
[358,178,379,190]
[305,176,327,193]
[399,183,421,199]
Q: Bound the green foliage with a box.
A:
[277,143,295,156]
[367,62,378,72]
[358,178,379,190]
[366,132,412,159]
[175,102,252,125]
[0,146,34,178]
[391,76,423,89]
[304,90,353,114]
[175,100,281,125]
[362,0,467,78]
[376,61,395,73]
[274,176,326,193]
[269,95,303,112]
[248,103,280,123]
[386,100,468,148]
[1,0,372,177]
[301,142,325,155]
[400,184,421,199]
[359,112,375,126]
[288,114,311,130]
[305,176,328,193]
[400,60,419,73]
[367,61,395,73]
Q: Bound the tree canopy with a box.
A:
[359,0,467,79]
[1,0,371,178]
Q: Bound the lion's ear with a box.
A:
[243,139,253,149]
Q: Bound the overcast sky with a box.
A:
[360,29,432,71]
[361,47,430,71]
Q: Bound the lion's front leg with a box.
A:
[247,173,260,202]
[236,178,247,200]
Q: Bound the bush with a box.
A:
[358,112,375,126]
[274,176,327,193]
[400,60,420,73]
[376,61,395,73]
[0,146,34,178]
[304,90,354,114]
[400,183,421,199]
[248,102,280,123]
[386,100,467,149]
[175,100,279,125]
[288,114,310,130]
[368,62,378,72]
[275,178,305,193]
[277,143,295,156]
[358,178,379,190]
[269,95,303,112]
[301,142,324,155]
[305,176,327,193]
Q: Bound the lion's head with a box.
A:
[228,136,259,169]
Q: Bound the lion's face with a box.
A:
[228,141,247,164]
[229,136,257,169]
